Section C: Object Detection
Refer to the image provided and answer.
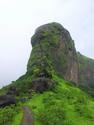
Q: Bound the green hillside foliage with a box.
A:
[0,23,94,125]
[24,75,94,125]
[0,74,94,125]
[0,105,22,125]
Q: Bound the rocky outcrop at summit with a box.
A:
[27,22,94,95]
[1,22,93,96]
[0,22,94,108]
[27,22,79,84]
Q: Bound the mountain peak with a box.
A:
[27,23,94,95]
[1,22,94,95]
[28,22,79,85]
[31,22,71,47]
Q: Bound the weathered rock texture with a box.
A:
[1,22,94,107]
[0,95,16,108]
[27,22,94,95]
[27,22,79,84]
[77,52,94,96]
[1,22,93,96]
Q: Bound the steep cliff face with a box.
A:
[1,23,94,125]
[2,22,93,95]
[77,52,94,96]
[27,22,79,84]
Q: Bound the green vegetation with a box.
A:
[77,52,94,97]
[24,75,94,125]
[0,22,94,125]
[0,105,22,125]
[12,111,23,125]
[1,74,94,125]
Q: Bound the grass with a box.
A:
[22,74,94,125]
[0,105,22,125]
[12,111,23,125]
[24,92,51,125]
[0,75,94,125]
[1,22,94,125]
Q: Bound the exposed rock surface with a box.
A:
[0,95,16,108]
[27,22,94,95]
[77,52,94,96]
[1,22,94,96]
[32,78,53,93]
[27,22,79,84]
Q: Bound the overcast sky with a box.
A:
[0,0,94,87]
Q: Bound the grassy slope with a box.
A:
[0,74,94,125]
[0,105,23,125]
[11,110,23,125]
[24,75,94,125]
[0,23,94,125]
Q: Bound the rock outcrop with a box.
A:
[0,95,16,108]
[77,52,94,96]
[27,22,79,84]
[0,22,94,108]
[1,22,94,96]
[27,22,94,95]
[32,78,53,93]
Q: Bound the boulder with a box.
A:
[0,95,16,108]
[32,78,53,93]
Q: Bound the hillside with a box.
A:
[0,22,94,125]
[78,52,94,96]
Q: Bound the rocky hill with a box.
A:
[26,22,94,96]
[0,22,94,125]
[1,22,94,96]
[27,23,78,83]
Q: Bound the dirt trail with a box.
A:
[21,106,34,125]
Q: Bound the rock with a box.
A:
[0,95,16,108]
[38,70,52,78]
[27,22,79,84]
[31,78,53,93]
[27,22,94,95]
[2,22,94,96]
[7,86,19,96]
[77,52,94,96]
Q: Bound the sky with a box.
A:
[0,0,94,87]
